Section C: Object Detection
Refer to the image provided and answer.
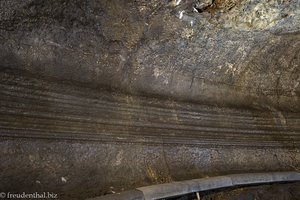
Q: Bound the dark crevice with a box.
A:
[194,0,215,13]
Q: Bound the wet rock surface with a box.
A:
[0,0,299,199]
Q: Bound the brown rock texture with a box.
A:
[0,0,299,199]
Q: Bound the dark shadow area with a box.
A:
[162,182,300,200]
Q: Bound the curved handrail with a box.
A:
[87,172,300,200]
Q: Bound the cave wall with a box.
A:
[0,0,299,199]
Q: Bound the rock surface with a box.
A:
[0,0,299,199]
[0,0,299,110]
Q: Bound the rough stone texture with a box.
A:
[0,139,299,199]
[0,0,299,111]
[0,0,299,199]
